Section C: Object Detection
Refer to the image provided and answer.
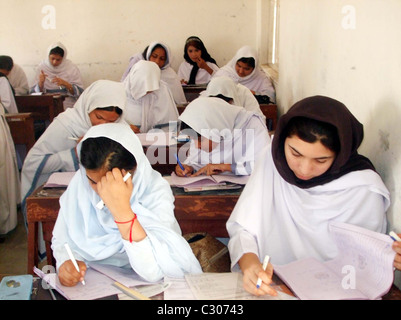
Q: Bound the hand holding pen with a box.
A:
[390,231,401,270]
[175,154,193,177]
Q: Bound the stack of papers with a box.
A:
[169,172,249,192]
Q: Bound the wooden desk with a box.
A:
[26,185,241,274]
[5,112,36,152]
[15,94,65,123]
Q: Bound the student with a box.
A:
[52,122,202,286]
[123,60,179,133]
[0,56,18,113]
[121,41,187,105]
[21,80,126,231]
[226,95,390,296]
[31,42,84,109]
[200,76,265,119]
[0,103,20,237]
[177,36,219,85]
[213,45,275,103]
[4,56,29,95]
[176,97,270,177]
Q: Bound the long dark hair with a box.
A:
[183,36,217,84]
[80,137,137,172]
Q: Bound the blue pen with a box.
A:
[175,153,186,176]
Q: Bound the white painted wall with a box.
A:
[0,0,262,87]
[277,0,401,287]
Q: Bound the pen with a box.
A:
[175,153,186,176]
[256,255,270,289]
[389,231,401,242]
[68,136,79,141]
[96,172,132,210]
[64,243,85,286]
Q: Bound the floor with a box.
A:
[0,208,28,281]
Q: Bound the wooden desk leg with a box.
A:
[27,222,38,275]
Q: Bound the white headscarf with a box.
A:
[51,123,202,278]
[33,42,84,108]
[21,80,126,214]
[123,60,179,132]
[179,97,269,174]
[200,76,264,118]
[213,46,275,100]
[227,143,390,267]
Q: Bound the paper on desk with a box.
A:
[170,172,249,188]
[34,267,121,300]
[163,276,196,300]
[89,263,152,288]
[184,272,297,300]
[274,221,396,300]
[44,171,76,188]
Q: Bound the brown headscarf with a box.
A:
[272,95,375,188]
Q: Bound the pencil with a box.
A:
[113,282,151,300]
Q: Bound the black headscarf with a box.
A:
[272,95,375,188]
[183,36,217,85]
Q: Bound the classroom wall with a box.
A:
[277,0,401,287]
[0,0,265,88]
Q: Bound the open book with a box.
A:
[44,171,76,188]
[273,221,396,300]
[170,172,249,191]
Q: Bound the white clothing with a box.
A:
[179,97,270,175]
[51,123,202,281]
[213,46,275,101]
[123,60,179,133]
[7,64,29,95]
[21,80,126,218]
[121,42,187,105]
[0,77,18,113]
[0,105,20,235]
[200,76,264,119]
[31,42,84,109]
[227,143,390,268]
[178,60,219,85]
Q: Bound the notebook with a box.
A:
[44,171,76,188]
[170,172,249,191]
[273,221,396,300]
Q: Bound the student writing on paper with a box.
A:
[213,45,275,103]
[30,42,84,110]
[51,123,202,286]
[123,60,179,133]
[227,96,390,296]
[176,97,270,177]
[177,36,219,85]
[121,41,187,105]
[21,80,126,243]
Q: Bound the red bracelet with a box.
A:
[114,214,137,243]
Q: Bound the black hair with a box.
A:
[0,55,13,71]
[80,137,137,172]
[210,94,233,103]
[179,121,201,140]
[183,36,217,65]
[285,117,340,154]
[237,57,255,69]
[142,44,166,59]
[97,106,123,115]
[49,46,65,57]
